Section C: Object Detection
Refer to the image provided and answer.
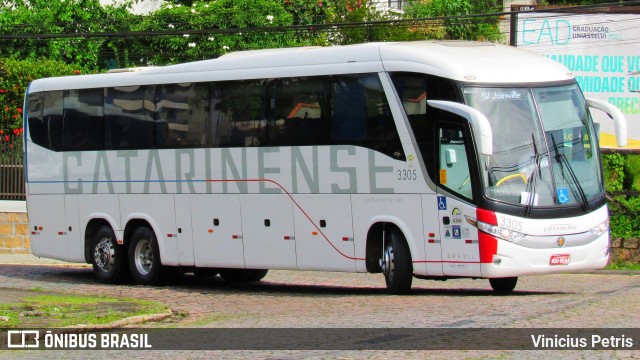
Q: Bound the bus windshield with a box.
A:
[463,84,603,209]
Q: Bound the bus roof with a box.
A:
[28,41,574,92]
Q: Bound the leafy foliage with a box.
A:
[0,57,88,154]
[404,0,502,41]
[602,153,640,239]
[0,0,135,70]
[131,0,301,65]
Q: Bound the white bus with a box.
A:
[24,41,627,294]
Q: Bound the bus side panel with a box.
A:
[174,195,194,266]
[27,194,68,261]
[241,194,297,270]
[293,194,355,272]
[421,194,444,276]
[190,194,245,268]
[78,194,122,261]
[437,197,481,277]
[351,194,427,276]
[64,195,82,262]
[119,194,179,266]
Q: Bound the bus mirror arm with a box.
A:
[585,98,627,148]
[427,100,493,156]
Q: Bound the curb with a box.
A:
[67,309,175,330]
[585,269,640,276]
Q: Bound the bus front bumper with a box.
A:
[480,232,610,278]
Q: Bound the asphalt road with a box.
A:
[0,255,639,359]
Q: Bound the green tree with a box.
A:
[0,0,134,69]
[0,57,88,153]
[129,0,312,65]
[404,0,502,41]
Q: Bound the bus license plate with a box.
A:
[549,254,570,265]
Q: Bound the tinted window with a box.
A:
[332,74,404,160]
[157,83,209,148]
[27,74,405,160]
[210,80,266,147]
[63,88,105,151]
[26,93,45,147]
[42,91,63,151]
[105,86,155,150]
[270,77,328,146]
[391,73,458,179]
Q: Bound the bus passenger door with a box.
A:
[293,195,355,271]
[241,194,297,269]
[435,122,481,277]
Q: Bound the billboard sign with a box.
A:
[514,6,640,149]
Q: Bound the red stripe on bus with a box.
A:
[203,178,465,264]
[206,178,366,261]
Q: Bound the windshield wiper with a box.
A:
[524,134,543,217]
[550,136,590,211]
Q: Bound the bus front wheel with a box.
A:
[489,277,518,293]
[381,228,413,294]
[128,226,163,285]
[92,226,127,283]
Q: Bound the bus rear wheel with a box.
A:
[92,226,127,283]
[381,228,413,295]
[128,226,164,285]
[489,277,518,293]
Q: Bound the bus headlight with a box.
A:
[590,219,610,236]
[476,220,526,243]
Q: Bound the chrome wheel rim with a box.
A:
[381,243,395,278]
[134,239,153,275]
[94,237,115,272]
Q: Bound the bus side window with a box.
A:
[331,74,404,160]
[62,89,105,151]
[156,83,209,148]
[438,124,473,201]
[211,80,267,148]
[42,91,63,152]
[270,77,328,146]
[391,72,458,181]
[105,86,155,150]
[27,93,45,148]
[331,76,367,143]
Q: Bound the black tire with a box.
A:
[91,226,127,284]
[128,226,164,285]
[248,269,268,282]
[218,269,254,283]
[381,228,413,294]
[489,277,518,293]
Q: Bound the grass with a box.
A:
[605,261,640,271]
[0,293,169,328]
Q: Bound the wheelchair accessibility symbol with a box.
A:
[437,196,447,210]
[557,188,570,204]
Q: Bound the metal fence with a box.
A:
[0,134,25,200]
